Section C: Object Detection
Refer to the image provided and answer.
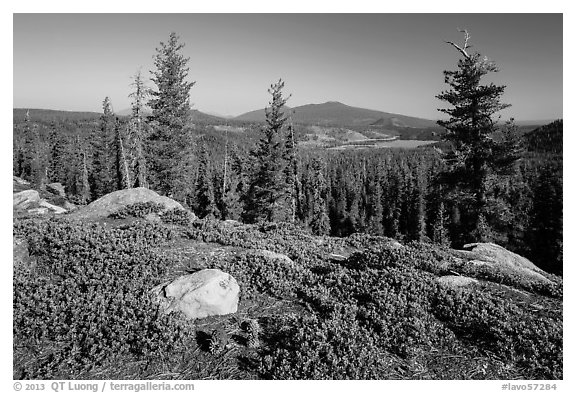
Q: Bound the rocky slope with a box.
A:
[13,177,74,216]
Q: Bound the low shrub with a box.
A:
[257,306,403,379]
[161,208,195,226]
[457,262,562,298]
[13,218,562,380]
[108,201,166,219]
[13,219,190,379]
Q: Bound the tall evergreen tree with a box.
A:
[46,122,67,183]
[79,143,91,204]
[21,110,45,187]
[219,175,242,221]
[68,135,92,204]
[244,79,291,223]
[114,123,131,190]
[284,115,301,222]
[308,158,330,235]
[13,130,25,177]
[528,163,563,274]
[217,136,243,220]
[230,145,249,219]
[128,69,150,188]
[195,143,219,219]
[366,167,384,235]
[91,97,115,198]
[436,30,517,242]
[148,32,195,196]
[432,201,450,246]
[408,163,427,241]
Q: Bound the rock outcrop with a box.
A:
[13,176,29,186]
[62,201,77,211]
[46,183,66,198]
[153,269,240,320]
[254,249,294,265]
[14,190,68,215]
[13,178,71,215]
[39,200,67,214]
[456,242,551,284]
[13,190,41,209]
[68,187,184,220]
[462,243,543,272]
[437,275,478,288]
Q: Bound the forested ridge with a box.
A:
[12,111,562,276]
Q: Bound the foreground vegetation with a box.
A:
[14,214,562,380]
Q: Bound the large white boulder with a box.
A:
[459,242,551,284]
[463,243,544,272]
[68,187,184,220]
[437,275,478,288]
[13,190,40,209]
[154,269,240,320]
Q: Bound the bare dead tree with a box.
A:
[222,126,228,196]
[445,29,472,59]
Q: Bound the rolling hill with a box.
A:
[524,119,563,154]
[234,106,293,123]
[13,108,101,122]
[234,101,436,128]
[115,107,226,123]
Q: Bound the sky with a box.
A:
[13,13,562,121]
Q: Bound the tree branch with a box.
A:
[445,29,472,59]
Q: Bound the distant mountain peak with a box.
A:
[234,101,435,128]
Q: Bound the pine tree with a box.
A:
[220,175,242,221]
[366,167,384,235]
[80,144,91,204]
[217,139,243,221]
[408,163,427,241]
[149,32,195,196]
[493,118,524,174]
[244,79,291,223]
[114,123,131,190]
[327,165,349,236]
[284,114,301,222]
[91,97,115,198]
[46,122,67,183]
[528,163,563,274]
[437,30,516,242]
[69,135,91,204]
[308,158,330,235]
[385,162,402,239]
[195,143,219,219]
[13,132,25,177]
[21,110,45,187]
[432,201,450,246]
[128,70,150,188]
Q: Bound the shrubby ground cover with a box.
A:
[13,213,562,379]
